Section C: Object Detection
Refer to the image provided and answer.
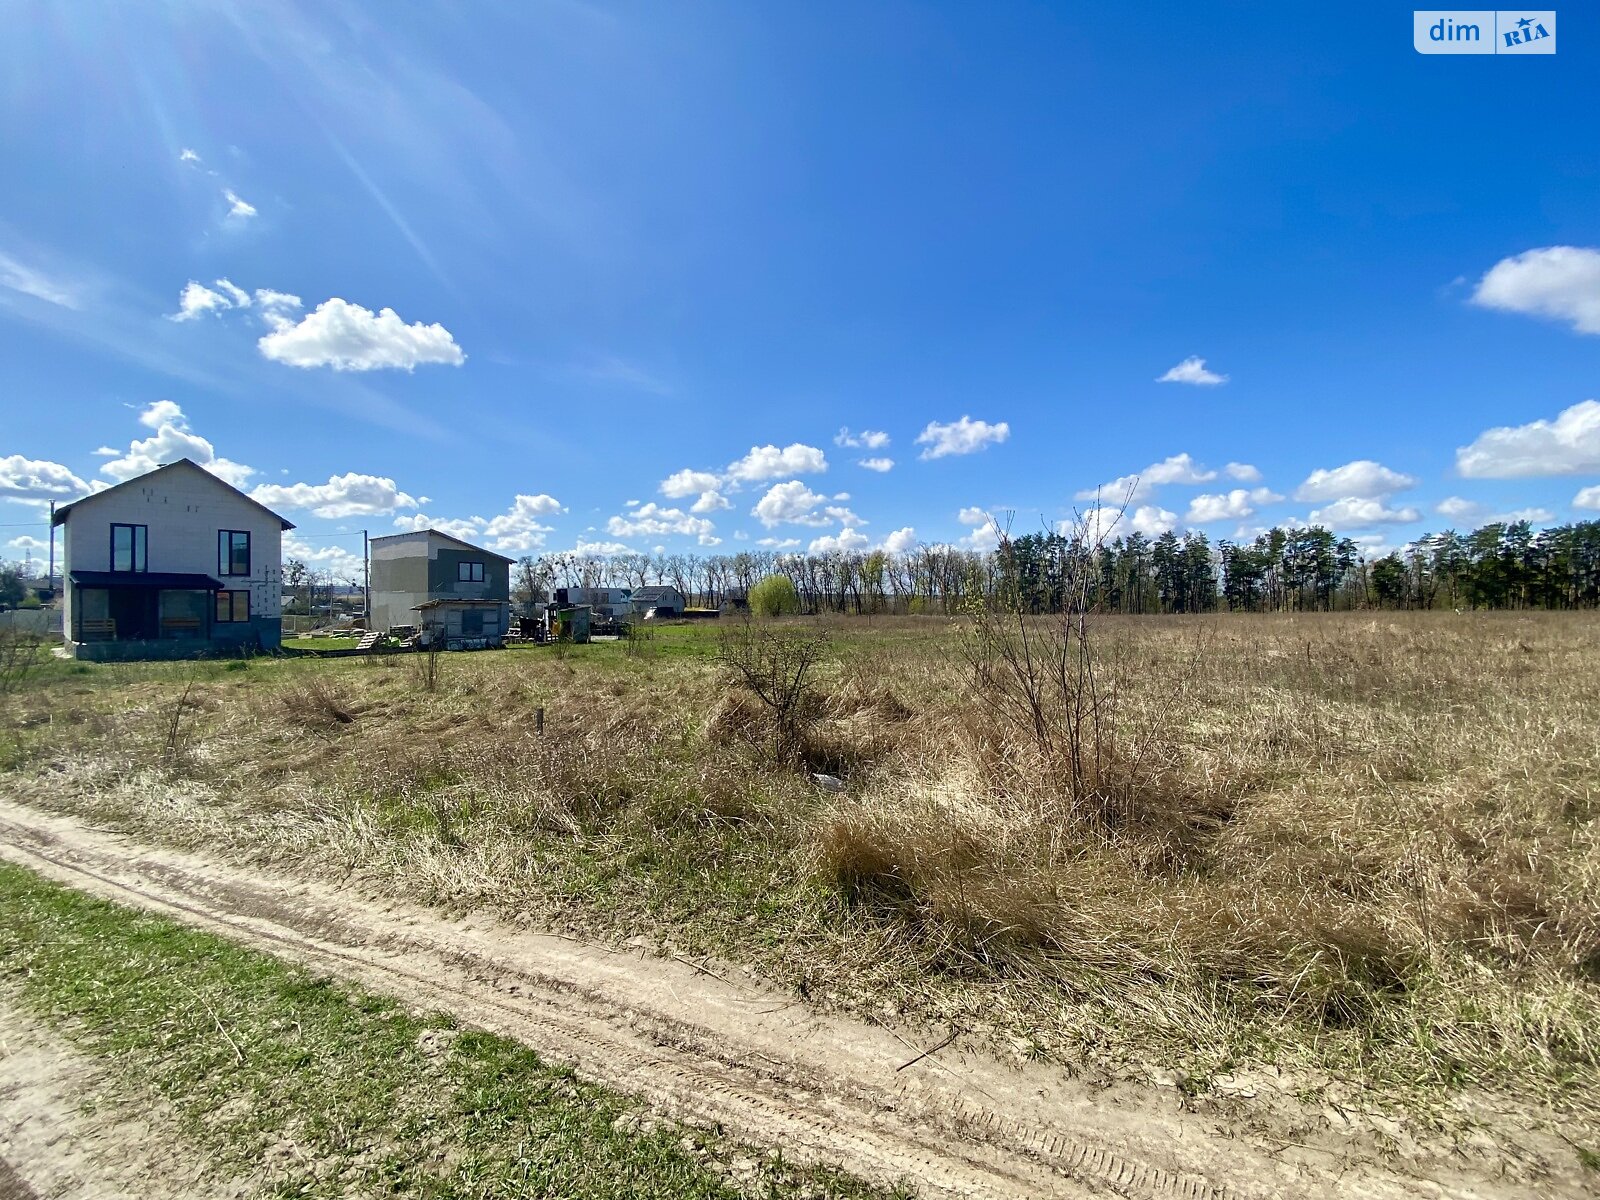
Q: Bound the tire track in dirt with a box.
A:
[0,799,1538,1200]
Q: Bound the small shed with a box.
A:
[414,598,508,649]
[547,604,591,644]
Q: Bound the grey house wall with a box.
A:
[369,531,511,632]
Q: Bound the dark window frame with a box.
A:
[110,523,147,574]
[218,529,252,577]
[215,590,251,623]
[457,560,485,583]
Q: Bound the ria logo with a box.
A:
[1413,10,1556,54]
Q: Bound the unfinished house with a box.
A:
[53,458,293,660]
[369,529,512,648]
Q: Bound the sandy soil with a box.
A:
[0,1000,248,1200]
[0,797,1585,1199]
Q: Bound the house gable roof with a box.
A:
[52,458,296,531]
[369,528,515,563]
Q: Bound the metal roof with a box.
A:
[70,570,226,590]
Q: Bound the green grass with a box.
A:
[0,861,902,1200]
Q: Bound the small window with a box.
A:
[111,524,147,573]
[461,608,484,635]
[458,561,485,583]
[218,530,251,577]
[215,591,251,623]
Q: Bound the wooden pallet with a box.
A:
[356,630,384,652]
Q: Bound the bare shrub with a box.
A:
[411,640,444,693]
[279,679,357,731]
[963,520,1203,836]
[0,627,44,696]
[716,614,830,766]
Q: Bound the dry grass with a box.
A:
[5,614,1599,1158]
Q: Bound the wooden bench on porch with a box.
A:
[161,618,204,637]
[79,619,117,641]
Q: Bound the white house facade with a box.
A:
[53,458,292,660]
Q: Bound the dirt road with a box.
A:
[0,798,1577,1199]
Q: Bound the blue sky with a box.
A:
[2,2,1598,577]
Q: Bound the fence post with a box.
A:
[535,706,545,736]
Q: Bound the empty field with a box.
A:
[2,611,1597,1188]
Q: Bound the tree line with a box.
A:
[503,517,1600,615]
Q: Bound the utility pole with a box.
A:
[363,530,371,627]
[48,500,56,598]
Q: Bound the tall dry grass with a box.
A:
[4,613,1598,1147]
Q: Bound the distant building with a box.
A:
[369,529,512,647]
[52,458,292,660]
[554,586,632,623]
[629,584,686,619]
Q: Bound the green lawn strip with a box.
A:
[0,862,903,1200]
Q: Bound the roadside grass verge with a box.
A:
[0,861,902,1200]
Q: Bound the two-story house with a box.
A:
[369,529,512,647]
[53,458,293,660]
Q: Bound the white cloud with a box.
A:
[1435,496,1483,521]
[254,288,301,313]
[99,400,254,487]
[916,416,1010,460]
[1130,505,1179,536]
[1575,486,1600,511]
[882,527,918,554]
[1432,496,1554,526]
[835,427,890,450]
[857,456,894,472]
[725,443,829,483]
[0,456,89,504]
[258,298,465,371]
[698,533,722,547]
[1307,497,1422,529]
[1224,462,1262,482]
[957,506,989,526]
[960,522,1000,552]
[1157,356,1227,385]
[1455,400,1600,479]
[170,279,241,321]
[1078,452,1217,503]
[398,493,566,554]
[7,535,48,553]
[251,473,419,519]
[1294,460,1416,502]
[283,533,366,581]
[606,503,713,539]
[0,250,79,309]
[757,537,801,549]
[1471,246,1600,335]
[832,492,851,501]
[178,148,201,164]
[223,189,257,220]
[689,489,731,514]
[660,468,722,498]
[394,513,494,544]
[809,528,871,554]
[1075,506,1127,545]
[575,538,636,556]
[752,481,832,527]
[1184,487,1283,524]
[732,530,749,541]
[824,505,865,527]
